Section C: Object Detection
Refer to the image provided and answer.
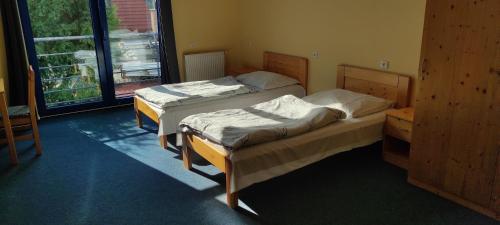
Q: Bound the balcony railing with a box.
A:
[34,32,161,108]
[34,32,158,42]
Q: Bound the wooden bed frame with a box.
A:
[134,51,309,148]
[181,64,411,208]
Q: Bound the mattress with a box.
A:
[194,111,387,193]
[143,84,306,135]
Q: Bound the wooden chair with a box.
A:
[0,66,42,165]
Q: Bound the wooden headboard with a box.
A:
[263,51,309,92]
[337,65,411,108]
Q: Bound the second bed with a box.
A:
[181,64,411,208]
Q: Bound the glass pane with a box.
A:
[27,0,103,108]
[106,0,161,98]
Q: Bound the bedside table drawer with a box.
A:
[385,117,413,142]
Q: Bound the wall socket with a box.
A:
[379,60,390,70]
[312,51,320,59]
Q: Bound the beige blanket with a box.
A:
[134,76,252,109]
[180,95,346,150]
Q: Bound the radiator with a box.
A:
[184,51,225,81]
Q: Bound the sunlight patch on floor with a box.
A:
[215,194,259,216]
[74,124,220,192]
[105,138,220,191]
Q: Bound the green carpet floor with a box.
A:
[0,106,497,225]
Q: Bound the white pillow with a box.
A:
[236,71,299,90]
[303,89,394,118]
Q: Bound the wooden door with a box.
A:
[409,0,500,211]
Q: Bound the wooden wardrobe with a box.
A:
[409,0,500,220]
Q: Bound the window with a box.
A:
[20,0,177,115]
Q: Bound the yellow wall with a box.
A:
[171,0,242,81]
[237,0,426,103]
[0,1,425,104]
[0,16,9,99]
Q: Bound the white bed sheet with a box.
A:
[195,111,387,193]
[144,85,306,136]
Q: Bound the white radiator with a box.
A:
[184,51,225,81]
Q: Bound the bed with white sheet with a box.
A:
[190,109,387,193]
[134,52,309,148]
[180,64,411,208]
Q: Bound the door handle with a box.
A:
[490,67,500,76]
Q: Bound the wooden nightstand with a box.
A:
[226,66,259,76]
[383,107,414,170]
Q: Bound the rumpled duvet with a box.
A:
[134,76,252,109]
[180,95,346,150]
